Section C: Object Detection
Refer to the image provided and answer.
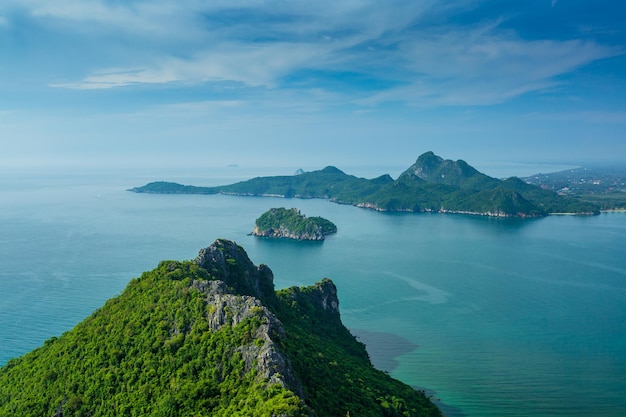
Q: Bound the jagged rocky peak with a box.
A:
[190,279,302,393]
[320,166,346,175]
[401,151,486,186]
[192,240,303,393]
[413,151,444,178]
[310,278,340,315]
[191,239,341,396]
[195,239,276,302]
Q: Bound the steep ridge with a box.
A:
[0,239,441,417]
[399,151,499,189]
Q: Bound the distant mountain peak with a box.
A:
[416,151,444,172]
[401,151,489,187]
[320,166,345,175]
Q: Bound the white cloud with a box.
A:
[7,0,625,107]
[50,40,340,89]
[29,0,434,90]
[357,24,622,106]
[50,67,180,90]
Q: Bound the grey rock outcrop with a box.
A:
[281,278,341,324]
[195,239,276,301]
[192,240,304,396]
[252,224,325,241]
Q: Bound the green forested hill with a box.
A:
[0,239,441,417]
[130,152,599,217]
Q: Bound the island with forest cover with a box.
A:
[0,239,442,417]
[252,207,337,241]
[130,151,600,218]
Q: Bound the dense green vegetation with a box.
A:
[275,281,440,417]
[0,240,440,417]
[254,208,337,240]
[0,261,305,417]
[130,152,600,217]
[574,193,626,210]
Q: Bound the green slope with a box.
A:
[0,240,441,417]
[499,177,599,214]
[276,281,439,417]
[399,151,500,190]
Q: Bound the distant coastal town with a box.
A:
[522,166,626,210]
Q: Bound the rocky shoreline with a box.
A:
[252,224,325,241]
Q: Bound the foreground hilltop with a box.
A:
[130,152,599,217]
[0,239,441,417]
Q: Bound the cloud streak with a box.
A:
[360,31,621,106]
[2,0,624,109]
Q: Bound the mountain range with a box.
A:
[131,152,599,217]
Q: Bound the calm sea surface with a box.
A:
[1,167,625,417]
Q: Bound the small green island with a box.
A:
[253,208,337,241]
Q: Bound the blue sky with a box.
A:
[1,0,625,175]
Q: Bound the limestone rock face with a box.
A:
[193,239,340,395]
[281,278,341,324]
[193,240,302,395]
[252,224,325,241]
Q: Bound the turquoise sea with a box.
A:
[1,166,625,417]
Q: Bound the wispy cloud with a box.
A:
[359,30,621,106]
[3,0,624,108]
[50,68,170,89]
[20,0,199,37]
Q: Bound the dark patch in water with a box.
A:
[350,328,417,373]
[350,328,467,417]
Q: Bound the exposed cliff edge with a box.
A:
[0,239,441,417]
[129,151,600,218]
[252,207,337,241]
